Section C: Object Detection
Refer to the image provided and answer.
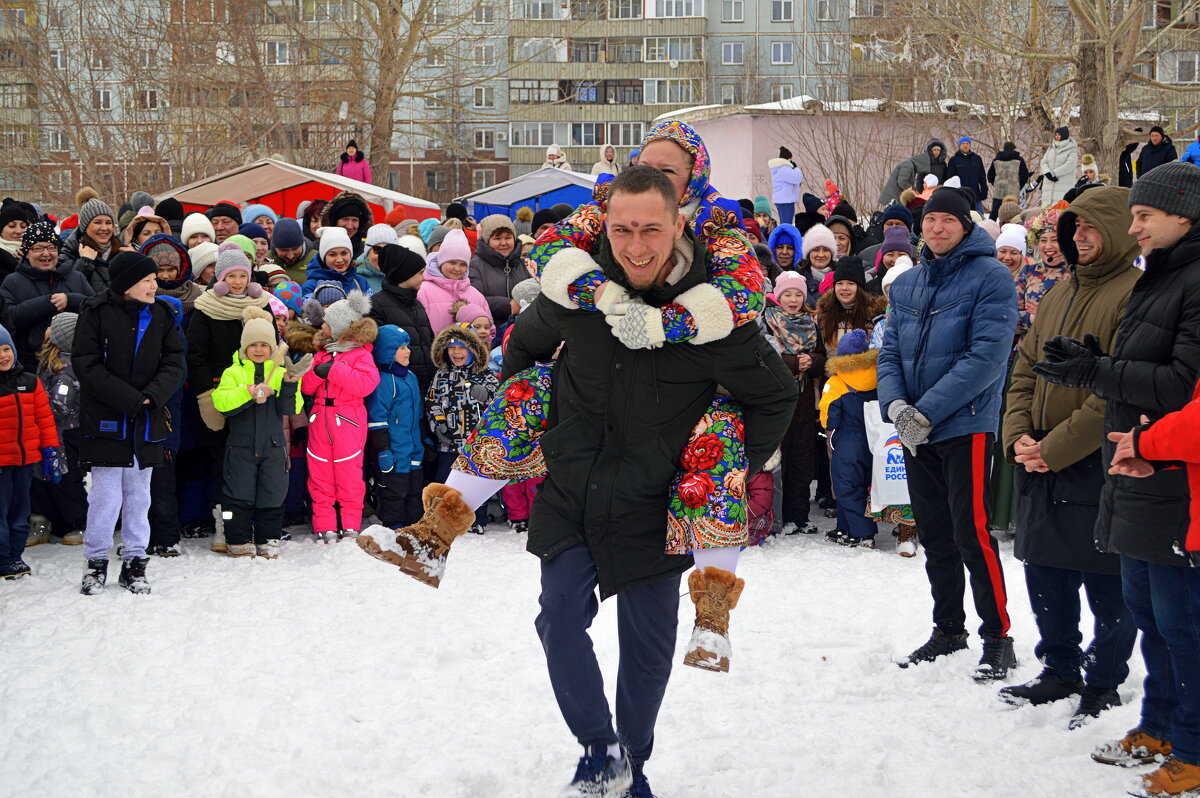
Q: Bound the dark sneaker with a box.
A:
[81,558,109,595]
[180,522,214,539]
[625,772,656,798]
[560,745,632,798]
[998,668,1082,707]
[817,496,836,510]
[0,559,31,579]
[972,635,1017,681]
[896,627,969,668]
[826,529,875,548]
[1068,686,1122,730]
[468,523,485,535]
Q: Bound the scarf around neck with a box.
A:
[763,304,818,356]
[194,287,269,321]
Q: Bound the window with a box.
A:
[816,0,836,20]
[564,80,600,103]
[721,0,743,21]
[303,1,354,21]
[133,48,155,69]
[720,84,742,104]
[643,78,699,104]
[137,89,159,110]
[0,83,29,108]
[645,37,701,62]
[48,130,70,152]
[510,121,569,147]
[771,41,794,64]
[264,41,296,65]
[606,80,642,104]
[425,170,447,191]
[610,0,641,18]
[569,39,602,62]
[473,169,496,190]
[510,79,559,103]
[49,49,65,70]
[650,0,702,17]
[473,86,495,108]
[721,42,743,65]
[473,42,497,62]
[571,122,604,146]
[513,0,557,19]
[1175,51,1200,83]
[608,122,644,146]
[92,88,112,110]
[474,3,495,22]
[3,6,27,25]
[817,40,836,63]
[424,91,447,109]
[49,171,72,194]
[770,83,793,102]
[425,46,445,67]
[610,39,642,62]
[515,38,566,63]
[88,52,112,69]
[771,0,792,21]
[852,0,882,15]
[572,0,607,19]
[474,128,495,150]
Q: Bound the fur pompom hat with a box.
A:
[324,290,375,341]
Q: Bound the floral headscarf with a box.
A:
[591,119,740,241]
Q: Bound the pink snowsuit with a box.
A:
[302,345,381,533]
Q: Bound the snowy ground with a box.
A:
[3,514,1154,798]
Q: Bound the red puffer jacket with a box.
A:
[1134,376,1200,557]
[0,365,59,466]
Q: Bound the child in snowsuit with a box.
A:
[0,325,62,579]
[29,313,87,547]
[427,325,498,532]
[367,325,424,527]
[819,329,879,547]
[74,252,186,594]
[302,291,380,541]
[212,308,311,557]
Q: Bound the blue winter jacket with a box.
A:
[877,225,1017,443]
[366,325,424,473]
[300,252,371,299]
[1182,140,1200,166]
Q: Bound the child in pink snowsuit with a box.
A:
[301,291,380,540]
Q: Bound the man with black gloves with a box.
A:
[1034,161,1200,795]
[877,185,1019,680]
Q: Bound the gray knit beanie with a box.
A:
[426,225,451,251]
[511,279,541,311]
[324,291,371,339]
[1130,161,1200,222]
[78,197,114,231]
[49,312,78,353]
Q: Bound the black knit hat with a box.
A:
[0,197,37,230]
[922,187,975,232]
[19,220,59,261]
[1150,125,1166,137]
[779,146,792,160]
[1055,126,1070,141]
[380,242,426,285]
[531,208,559,232]
[445,202,468,222]
[109,251,158,295]
[831,256,868,293]
[206,202,242,225]
[738,198,755,214]
[155,197,185,222]
[347,139,359,149]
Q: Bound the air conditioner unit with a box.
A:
[496,131,508,141]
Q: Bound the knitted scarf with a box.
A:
[763,304,818,356]
[194,288,269,321]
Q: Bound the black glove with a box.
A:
[1046,172,1058,182]
[1042,333,1105,364]
[313,360,333,379]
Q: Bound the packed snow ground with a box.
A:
[3,515,1154,798]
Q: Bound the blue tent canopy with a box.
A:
[455,167,598,219]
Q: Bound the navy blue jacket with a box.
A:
[946,150,989,201]
[301,253,370,299]
[877,225,1017,443]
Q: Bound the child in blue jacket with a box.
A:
[819,329,879,547]
[367,325,425,526]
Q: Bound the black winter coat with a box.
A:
[468,241,524,326]
[946,150,989,201]
[1119,143,1137,188]
[1136,139,1178,177]
[187,311,245,398]
[0,248,17,285]
[1093,221,1200,565]
[73,292,186,468]
[369,281,436,394]
[57,230,113,295]
[503,232,797,599]
[0,262,93,366]
[1015,448,1115,574]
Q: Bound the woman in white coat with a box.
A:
[1038,126,1079,207]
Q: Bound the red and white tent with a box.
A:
[156,158,441,221]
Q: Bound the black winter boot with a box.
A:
[896,627,969,668]
[118,557,151,595]
[972,635,1017,681]
[998,668,1083,706]
[81,558,108,595]
[1069,686,1122,730]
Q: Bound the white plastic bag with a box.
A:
[863,400,910,511]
